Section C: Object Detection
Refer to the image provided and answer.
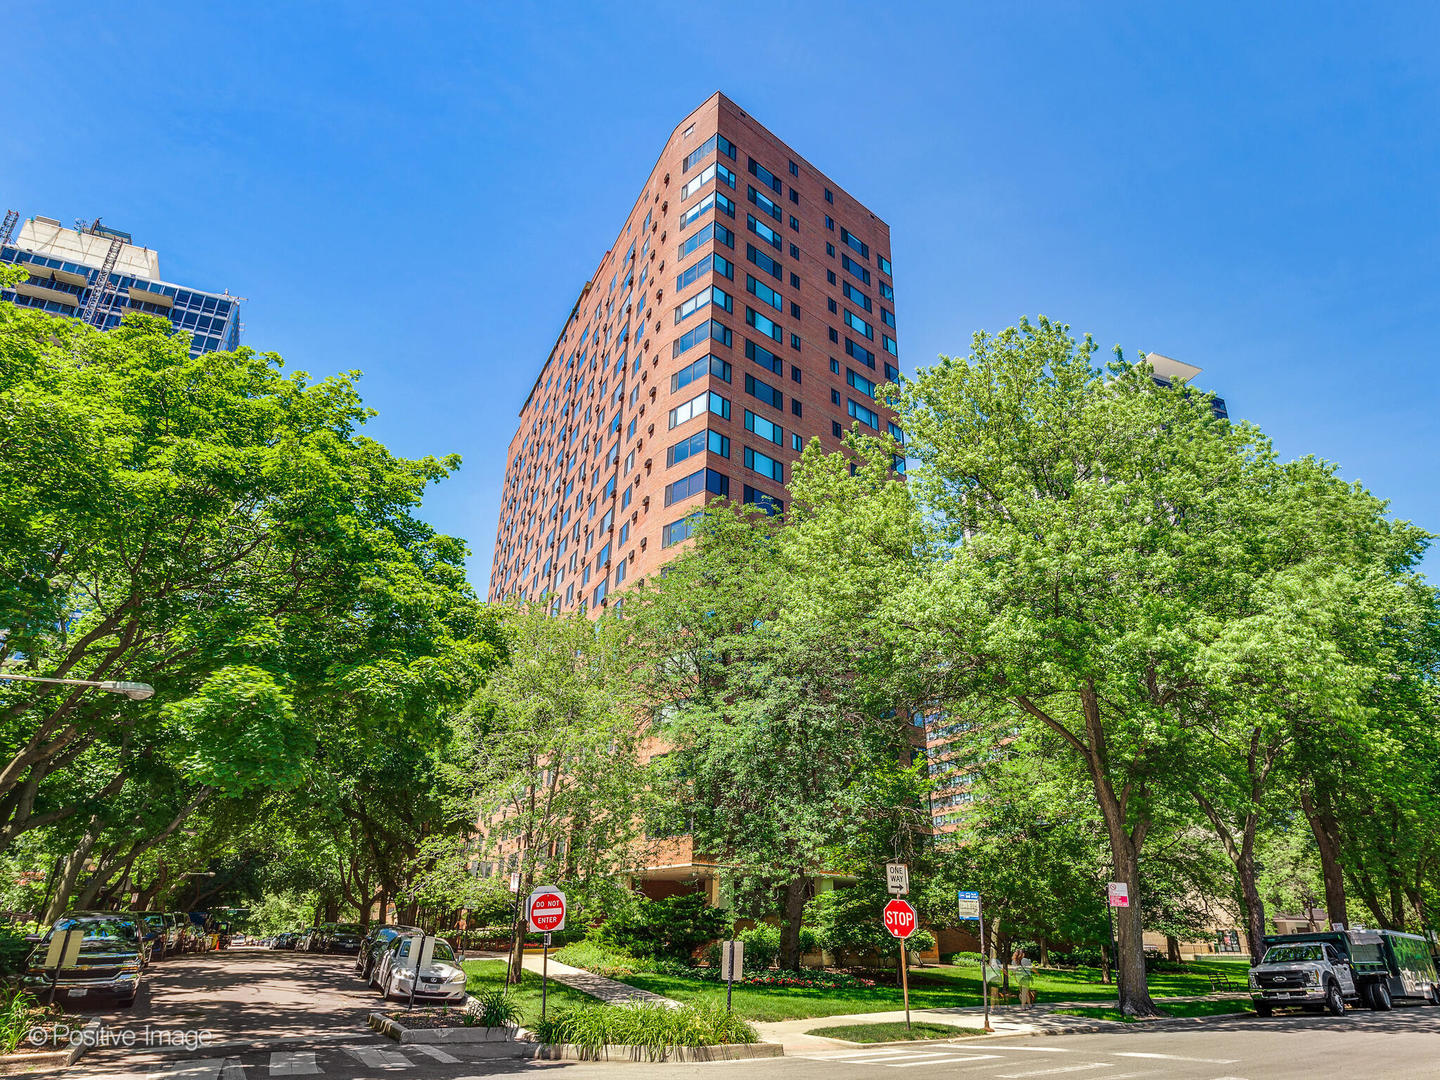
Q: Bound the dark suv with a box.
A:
[21,912,145,1008]
[329,923,363,954]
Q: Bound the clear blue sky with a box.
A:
[8,2,1437,588]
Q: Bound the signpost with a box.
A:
[42,929,84,1005]
[957,890,991,1032]
[719,939,745,1012]
[406,934,437,1011]
[1105,882,1128,988]
[886,863,910,896]
[528,887,567,1019]
[883,898,917,1030]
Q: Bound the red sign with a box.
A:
[883,898,917,939]
[528,888,567,933]
[1107,882,1129,909]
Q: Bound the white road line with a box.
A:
[997,1064,1116,1078]
[346,1048,412,1069]
[1114,1052,1239,1063]
[268,1051,320,1076]
[409,1045,460,1064]
[815,1050,953,1060]
[150,1060,225,1080]
[984,1045,1073,1052]
[886,1055,1007,1068]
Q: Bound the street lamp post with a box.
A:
[0,674,154,700]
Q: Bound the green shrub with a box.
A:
[552,938,657,978]
[466,988,522,1028]
[530,1001,758,1056]
[0,989,38,1055]
[738,923,780,971]
[596,893,729,961]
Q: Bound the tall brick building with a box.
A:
[488,93,900,611]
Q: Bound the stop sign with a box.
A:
[528,887,567,933]
[883,898,917,939]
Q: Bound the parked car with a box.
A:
[328,923,363,954]
[1250,929,1440,1015]
[165,913,190,953]
[373,934,467,1004]
[133,912,170,962]
[20,912,145,1008]
[355,924,420,982]
[271,932,300,950]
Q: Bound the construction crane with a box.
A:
[76,218,124,330]
[0,210,17,247]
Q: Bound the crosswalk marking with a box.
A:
[997,1064,1115,1078]
[1115,1052,1239,1063]
[346,1048,411,1069]
[268,1051,320,1076]
[151,1059,226,1080]
[887,1055,1006,1068]
[409,1045,460,1064]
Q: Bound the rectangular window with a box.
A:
[745,373,784,410]
[615,559,627,584]
[883,335,898,357]
[790,242,800,258]
[666,427,730,466]
[744,445,785,483]
[885,362,900,382]
[675,285,733,323]
[664,467,729,506]
[679,190,735,231]
[668,388,731,428]
[671,353,732,393]
[673,319,732,357]
[879,254,892,275]
[744,409,784,446]
[790,365,802,384]
[747,244,782,279]
[888,421,905,445]
[746,275,783,310]
[844,308,874,339]
[747,215,782,249]
[841,253,871,284]
[675,253,735,291]
[682,133,736,172]
[881,307,895,328]
[846,336,876,368]
[748,157,782,194]
[848,397,880,429]
[748,186,783,221]
[840,227,869,259]
[879,280,894,300]
[743,484,784,515]
[678,161,738,200]
[678,222,735,260]
[662,514,700,547]
[745,338,783,375]
[825,215,834,231]
[745,306,783,343]
[842,281,872,311]
[792,432,803,451]
[824,187,833,203]
[847,368,876,397]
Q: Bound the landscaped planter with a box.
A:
[368,1011,523,1045]
[532,1041,784,1062]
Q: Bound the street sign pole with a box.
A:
[979,894,990,1033]
[900,935,911,1030]
[542,931,551,1019]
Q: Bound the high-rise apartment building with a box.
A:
[1,214,241,356]
[488,93,900,611]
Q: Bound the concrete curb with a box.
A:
[368,1011,525,1045]
[64,1021,103,1068]
[532,1042,784,1062]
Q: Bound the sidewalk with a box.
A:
[754,992,1254,1052]
[518,953,683,1008]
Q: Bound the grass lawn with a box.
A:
[461,959,600,1023]
[807,1021,988,1042]
[1054,999,1254,1023]
[613,958,1251,1024]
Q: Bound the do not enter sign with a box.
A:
[528,887,567,933]
[883,898,917,939]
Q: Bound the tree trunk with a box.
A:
[779,876,807,972]
[1039,937,1049,967]
[1166,935,1180,963]
[1300,790,1348,928]
[1194,795,1269,961]
[43,816,104,923]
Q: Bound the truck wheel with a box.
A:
[1325,981,1345,1016]
[1253,1001,1273,1017]
[1368,982,1393,1011]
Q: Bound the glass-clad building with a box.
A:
[1,215,240,356]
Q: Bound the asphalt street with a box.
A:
[60,950,1440,1080]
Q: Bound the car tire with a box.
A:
[1369,982,1393,1011]
[1254,1001,1273,1017]
[1325,981,1345,1016]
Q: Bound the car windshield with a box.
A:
[394,938,456,963]
[1263,944,1324,964]
[139,914,166,930]
[48,918,136,942]
[334,924,361,934]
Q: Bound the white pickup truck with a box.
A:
[1250,930,1440,1016]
